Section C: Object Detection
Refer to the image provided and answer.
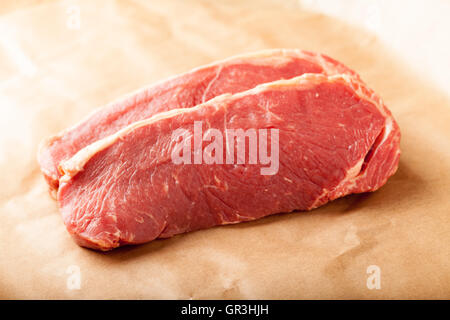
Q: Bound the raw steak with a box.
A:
[58,74,401,251]
[38,49,361,193]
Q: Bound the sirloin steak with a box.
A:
[38,49,360,193]
[58,74,401,251]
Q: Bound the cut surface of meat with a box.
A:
[57,73,401,251]
[38,49,361,193]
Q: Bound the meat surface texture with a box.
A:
[58,73,401,251]
[38,49,361,193]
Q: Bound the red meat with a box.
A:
[38,49,360,193]
[57,74,400,251]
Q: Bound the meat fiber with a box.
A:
[58,74,401,251]
[38,49,361,193]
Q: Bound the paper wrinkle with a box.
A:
[334,220,392,259]
[0,35,37,77]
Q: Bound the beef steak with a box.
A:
[38,49,360,193]
[58,74,401,251]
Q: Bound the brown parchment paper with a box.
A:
[0,0,449,299]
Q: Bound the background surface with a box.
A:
[0,0,449,299]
